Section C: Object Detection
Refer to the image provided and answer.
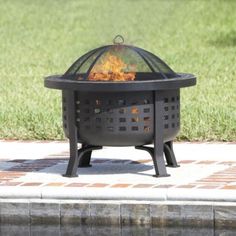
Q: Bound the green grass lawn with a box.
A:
[0,0,235,141]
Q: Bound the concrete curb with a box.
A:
[1,187,236,202]
[1,199,236,228]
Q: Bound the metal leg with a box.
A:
[135,145,155,163]
[78,145,103,167]
[164,141,180,167]
[63,91,79,177]
[153,91,170,177]
[136,92,170,177]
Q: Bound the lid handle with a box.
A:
[113,35,124,45]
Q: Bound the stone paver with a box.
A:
[0,141,236,196]
[0,140,236,226]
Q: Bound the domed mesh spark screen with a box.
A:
[64,36,179,81]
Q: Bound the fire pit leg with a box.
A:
[164,141,180,167]
[63,91,80,177]
[78,144,103,167]
[135,145,154,161]
[152,91,170,177]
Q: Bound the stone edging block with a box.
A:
[0,199,236,228]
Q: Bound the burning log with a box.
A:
[88,53,136,81]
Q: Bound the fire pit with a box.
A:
[44,36,196,177]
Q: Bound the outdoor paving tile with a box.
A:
[0,175,15,179]
[21,182,43,186]
[197,161,217,164]
[110,184,132,188]
[221,185,236,190]
[0,179,12,182]
[196,185,220,189]
[65,183,90,187]
[210,172,236,176]
[175,185,197,188]
[178,160,196,164]
[218,161,236,165]
[0,181,22,186]
[45,182,66,187]
[0,171,25,177]
[199,179,233,183]
[87,183,109,188]
[132,184,155,188]
[154,185,174,188]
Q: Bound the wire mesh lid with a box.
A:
[64,35,179,81]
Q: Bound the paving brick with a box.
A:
[199,179,233,183]
[87,183,109,188]
[132,184,154,188]
[0,178,12,182]
[0,181,22,186]
[178,160,195,164]
[196,185,220,189]
[110,184,131,188]
[197,161,217,164]
[0,171,24,177]
[21,182,43,186]
[45,182,65,187]
[65,183,90,187]
[219,161,236,165]
[221,185,236,190]
[176,185,197,189]
[154,185,174,188]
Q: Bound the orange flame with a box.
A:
[88,53,136,81]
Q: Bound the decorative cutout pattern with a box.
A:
[62,90,180,145]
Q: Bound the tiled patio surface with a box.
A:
[0,140,236,200]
